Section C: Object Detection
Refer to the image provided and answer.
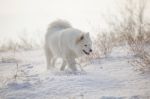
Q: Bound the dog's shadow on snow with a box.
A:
[48,69,87,76]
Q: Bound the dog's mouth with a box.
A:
[83,50,90,55]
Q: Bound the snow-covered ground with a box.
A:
[0,47,150,99]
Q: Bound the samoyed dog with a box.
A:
[45,20,92,71]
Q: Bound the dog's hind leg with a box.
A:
[60,59,67,71]
[51,57,57,67]
[45,46,53,70]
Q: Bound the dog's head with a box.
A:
[76,32,92,56]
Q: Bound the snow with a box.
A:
[0,47,150,99]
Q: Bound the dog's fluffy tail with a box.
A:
[47,20,72,32]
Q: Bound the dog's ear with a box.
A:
[80,35,84,40]
[76,34,84,44]
[85,32,89,37]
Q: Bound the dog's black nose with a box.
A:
[89,49,92,52]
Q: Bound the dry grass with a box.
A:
[95,33,114,57]
[0,37,42,52]
[112,21,150,72]
[131,51,150,72]
[111,19,150,72]
[125,33,150,72]
[108,0,150,73]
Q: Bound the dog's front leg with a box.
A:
[67,59,77,71]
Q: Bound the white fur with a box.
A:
[45,20,92,71]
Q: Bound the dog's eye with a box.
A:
[84,45,87,47]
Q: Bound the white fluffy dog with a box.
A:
[45,20,92,71]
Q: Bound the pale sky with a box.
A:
[0,0,149,42]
